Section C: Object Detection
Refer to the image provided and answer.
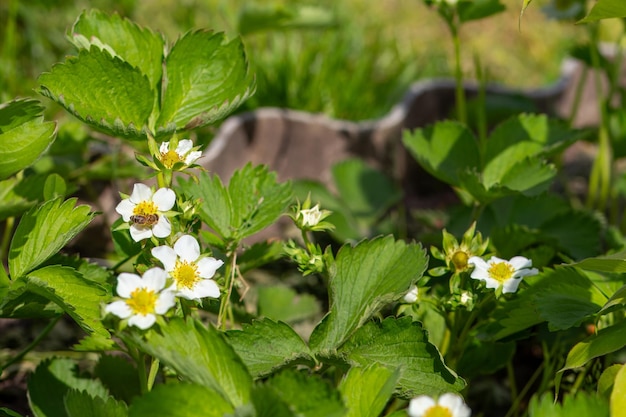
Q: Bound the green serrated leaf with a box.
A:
[249,384,293,417]
[65,390,128,417]
[178,172,232,239]
[572,250,626,273]
[339,364,399,417]
[492,157,556,196]
[528,392,609,417]
[561,319,626,372]
[310,236,428,352]
[265,370,345,417]
[338,317,464,398]
[28,358,110,417]
[94,355,140,403]
[38,48,154,140]
[402,122,480,188]
[257,285,320,323]
[579,0,626,23]
[157,30,255,131]
[128,383,233,417]
[0,99,56,180]
[226,318,315,378]
[23,265,111,339]
[69,9,164,89]
[227,164,293,240]
[130,317,251,407]
[9,198,95,278]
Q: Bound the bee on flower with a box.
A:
[115,183,176,242]
[152,235,223,301]
[408,392,471,417]
[104,267,176,329]
[468,255,538,294]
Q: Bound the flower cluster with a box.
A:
[106,140,224,329]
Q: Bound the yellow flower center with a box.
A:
[133,200,158,216]
[451,250,469,271]
[160,149,182,168]
[173,260,200,289]
[488,261,515,283]
[424,405,453,417]
[126,288,157,315]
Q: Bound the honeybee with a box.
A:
[130,213,159,226]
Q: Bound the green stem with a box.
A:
[136,351,148,395]
[452,24,467,124]
[0,315,62,372]
[218,246,238,329]
[567,66,588,128]
[506,361,519,417]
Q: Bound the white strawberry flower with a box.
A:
[152,235,223,301]
[468,255,538,294]
[408,393,471,417]
[105,267,176,329]
[159,139,202,169]
[115,183,176,242]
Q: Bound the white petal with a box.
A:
[115,199,136,221]
[153,188,176,211]
[197,257,224,278]
[152,216,172,238]
[482,277,502,290]
[116,273,143,298]
[438,393,471,417]
[105,300,132,318]
[160,141,170,153]
[152,245,178,271]
[408,396,436,416]
[174,235,200,262]
[513,267,539,279]
[487,256,506,264]
[469,268,491,281]
[184,151,202,165]
[130,224,153,242]
[189,279,220,299]
[128,314,156,329]
[142,267,167,291]
[468,256,488,269]
[155,290,177,314]
[508,256,532,270]
[176,139,193,155]
[403,285,418,303]
[502,277,523,294]
[129,183,153,203]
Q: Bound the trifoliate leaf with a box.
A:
[38,48,154,140]
[257,285,320,323]
[28,358,110,417]
[264,370,345,417]
[402,121,480,188]
[338,317,464,398]
[130,317,252,407]
[69,9,164,89]
[24,265,111,340]
[180,164,292,242]
[128,383,233,417]
[338,364,399,417]
[0,99,56,180]
[157,30,255,131]
[528,392,609,417]
[65,390,128,417]
[309,236,427,353]
[226,318,315,378]
[9,198,95,278]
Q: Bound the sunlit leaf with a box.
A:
[338,364,399,417]
[528,392,609,417]
[561,320,626,371]
[129,383,233,417]
[65,390,128,417]
[579,0,626,23]
[309,236,428,352]
[0,99,56,180]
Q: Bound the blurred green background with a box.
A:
[0,0,592,121]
